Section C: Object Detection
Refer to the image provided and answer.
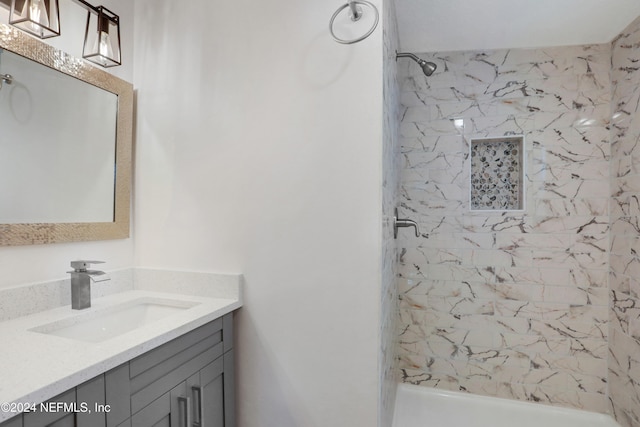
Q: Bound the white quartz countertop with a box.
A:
[0,268,242,422]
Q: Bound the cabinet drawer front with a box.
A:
[130,342,224,414]
[130,317,223,379]
[130,332,223,394]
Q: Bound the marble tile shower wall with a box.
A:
[609,15,640,427]
[380,0,401,425]
[396,45,611,412]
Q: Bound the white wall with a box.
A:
[0,0,134,287]
[132,0,385,425]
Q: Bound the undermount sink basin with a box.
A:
[30,298,200,343]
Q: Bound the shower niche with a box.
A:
[470,136,524,211]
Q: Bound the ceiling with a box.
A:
[395,0,640,53]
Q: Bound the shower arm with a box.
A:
[396,52,421,63]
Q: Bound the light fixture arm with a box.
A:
[69,0,100,14]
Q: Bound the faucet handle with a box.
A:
[70,260,105,272]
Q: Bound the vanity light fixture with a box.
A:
[9,0,60,39]
[8,0,121,68]
[82,5,121,67]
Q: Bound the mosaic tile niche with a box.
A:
[470,136,524,211]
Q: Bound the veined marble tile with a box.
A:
[425,295,494,315]
[568,304,608,324]
[532,140,610,162]
[399,247,465,266]
[494,266,570,286]
[534,106,610,130]
[531,215,609,234]
[400,134,467,154]
[532,352,606,376]
[495,300,579,321]
[534,198,609,216]
[496,332,570,354]
[468,248,532,268]
[400,87,468,107]
[613,174,640,195]
[401,168,469,188]
[492,365,568,388]
[531,159,609,183]
[399,232,497,251]
[396,215,464,234]
[461,215,530,234]
[531,179,610,200]
[530,319,607,342]
[401,150,467,170]
[611,253,640,278]
[610,216,640,236]
[400,120,458,138]
[399,279,496,299]
[530,125,610,147]
[569,337,608,359]
[495,233,578,250]
[568,268,608,288]
[541,285,608,306]
[401,182,467,203]
[466,114,535,136]
[426,167,470,186]
[531,249,608,270]
[609,272,631,295]
[410,325,495,348]
[404,259,495,281]
[399,198,467,216]
[490,283,545,301]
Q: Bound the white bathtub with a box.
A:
[392,384,621,427]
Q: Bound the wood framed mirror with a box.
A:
[0,22,133,246]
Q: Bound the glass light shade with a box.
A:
[83,6,121,68]
[9,0,60,39]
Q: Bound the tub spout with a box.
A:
[394,208,420,238]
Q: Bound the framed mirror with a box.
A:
[0,22,133,245]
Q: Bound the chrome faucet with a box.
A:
[68,260,110,310]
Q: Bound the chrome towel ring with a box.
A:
[329,0,379,45]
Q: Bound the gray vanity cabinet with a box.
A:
[4,374,108,427]
[0,313,235,427]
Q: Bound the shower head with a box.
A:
[396,52,437,76]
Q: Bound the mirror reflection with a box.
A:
[0,48,118,224]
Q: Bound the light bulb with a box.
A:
[29,0,50,35]
[91,30,114,62]
[99,31,114,59]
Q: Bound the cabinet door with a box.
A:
[131,393,170,427]
[76,375,106,427]
[196,357,224,427]
[0,415,22,427]
[105,364,131,427]
[23,389,76,427]
[169,376,199,427]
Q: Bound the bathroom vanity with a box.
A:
[0,269,242,427]
[2,314,233,427]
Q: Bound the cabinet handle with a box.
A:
[178,396,192,427]
[192,386,203,427]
